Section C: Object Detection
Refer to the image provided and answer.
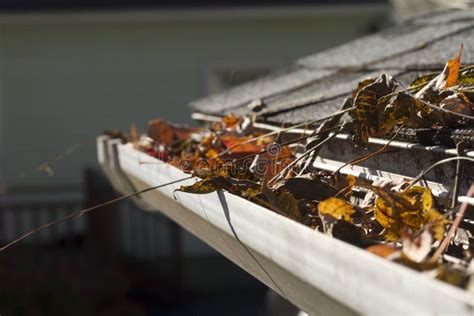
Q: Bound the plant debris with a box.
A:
[124,51,474,291]
[350,46,474,146]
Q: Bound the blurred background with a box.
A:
[0,0,463,315]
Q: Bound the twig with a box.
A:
[395,80,474,121]
[407,156,474,188]
[451,142,466,209]
[267,126,344,186]
[0,176,193,252]
[331,124,404,176]
[431,184,474,263]
[230,124,342,163]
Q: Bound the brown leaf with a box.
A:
[349,74,397,145]
[148,119,198,146]
[332,220,369,247]
[283,176,337,201]
[262,178,301,220]
[439,92,473,125]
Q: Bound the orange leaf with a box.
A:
[148,119,198,146]
[437,44,463,89]
[366,244,399,258]
[205,148,219,159]
[130,124,139,146]
[318,197,355,223]
[220,135,263,154]
[222,114,242,129]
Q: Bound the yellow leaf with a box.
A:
[371,185,450,241]
[176,176,231,195]
[318,198,355,223]
[425,208,451,240]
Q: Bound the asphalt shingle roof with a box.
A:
[297,22,472,70]
[190,9,474,127]
[190,67,334,116]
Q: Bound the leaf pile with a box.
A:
[124,51,474,291]
[350,46,474,145]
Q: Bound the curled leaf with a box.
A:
[349,74,397,145]
[436,44,462,89]
[148,119,199,147]
[175,176,231,195]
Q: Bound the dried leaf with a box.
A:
[350,74,397,145]
[175,175,261,200]
[130,124,139,144]
[369,186,450,241]
[346,175,357,187]
[175,176,231,195]
[318,197,355,223]
[220,135,265,155]
[227,178,262,198]
[409,72,439,92]
[459,67,474,85]
[262,178,301,220]
[351,78,376,98]
[332,220,369,247]
[439,92,473,125]
[222,114,242,129]
[205,148,219,159]
[148,119,197,146]
[148,119,175,146]
[436,44,463,89]
[366,244,399,258]
[283,176,337,201]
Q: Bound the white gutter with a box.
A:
[98,136,474,315]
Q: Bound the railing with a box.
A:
[0,187,84,245]
[0,171,199,262]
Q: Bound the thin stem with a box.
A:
[407,157,474,188]
[230,124,342,163]
[331,124,404,176]
[395,80,474,121]
[267,127,342,186]
[431,184,474,263]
